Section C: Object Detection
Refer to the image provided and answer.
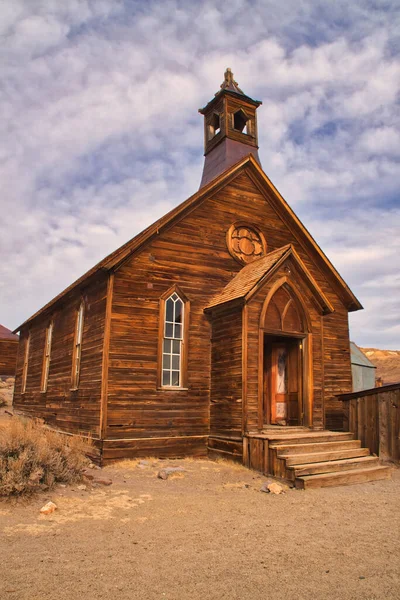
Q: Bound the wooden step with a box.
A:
[283,447,370,466]
[267,432,354,446]
[272,439,361,455]
[295,466,392,489]
[288,455,379,477]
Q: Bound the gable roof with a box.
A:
[14,154,362,332]
[205,244,334,314]
[0,324,19,341]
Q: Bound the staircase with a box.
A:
[246,428,392,489]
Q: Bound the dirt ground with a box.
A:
[0,452,399,600]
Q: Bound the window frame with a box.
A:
[157,286,190,390]
[71,301,85,390]
[41,320,54,392]
[21,333,30,394]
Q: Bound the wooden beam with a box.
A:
[100,272,114,439]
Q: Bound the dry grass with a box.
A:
[0,418,92,496]
[212,456,250,471]
[113,457,160,470]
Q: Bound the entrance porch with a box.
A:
[243,427,391,489]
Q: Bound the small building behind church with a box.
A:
[350,342,376,392]
[12,70,391,487]
[0,324,19,378]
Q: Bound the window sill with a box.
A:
[157,387,189,392]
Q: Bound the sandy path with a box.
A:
[0,458,399,600]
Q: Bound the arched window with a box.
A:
[261,282,308,334]
[71,301,84,389]
[21,333,30,393]
[41,320,53,392]
[159,288,189,388]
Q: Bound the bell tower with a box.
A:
[198,68,262,188]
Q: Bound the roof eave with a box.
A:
[199,89,262,114]
[14,155,256,331]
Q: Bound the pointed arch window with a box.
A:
[71,302,84,390]
[159,288,189,389]
[41,320,53,392]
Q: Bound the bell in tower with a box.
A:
[198,68,262,188]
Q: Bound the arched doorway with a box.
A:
[260,279,311,427]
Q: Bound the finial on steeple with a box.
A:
[218,68,244,95]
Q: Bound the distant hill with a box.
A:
[360,348,400,385]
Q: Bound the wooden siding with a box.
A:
[0,339,18,377]
[210,304,243,437]
[340,384,400,462]
[13,276,108,436]
[323,309,352,430]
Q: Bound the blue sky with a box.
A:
[0,0,399,348]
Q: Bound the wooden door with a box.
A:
[269,340,302,425]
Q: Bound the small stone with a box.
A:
[93,477,112,486]
[268,482,284,495]
[139,460,150,466]
[88,463,96,469]
[260,481,284,494]
[77,484,87,491]
[157,466,186,480]
[40,501,57,515]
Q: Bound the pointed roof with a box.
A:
[199,68,262,114]
[0,324,19,341]
[14,154,362,332]
[219,68,244,95]
[205,244,334,313]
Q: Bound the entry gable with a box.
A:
[205,244,334,315]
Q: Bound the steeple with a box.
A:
[198,69,262,188]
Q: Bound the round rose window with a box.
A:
[227,223,267,265]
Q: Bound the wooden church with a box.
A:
[13,70,391,487]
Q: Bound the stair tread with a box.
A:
[281,447,368,458]
[272,440,360,452]
[258,432,352,441]
[295,465,392,489]
[282,448,370,466]
[288,456,378,470]
[298,465,391,481]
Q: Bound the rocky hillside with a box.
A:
[361,348,400,385]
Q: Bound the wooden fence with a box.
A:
[338,383,400,463]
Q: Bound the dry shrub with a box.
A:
[0,418,92,496]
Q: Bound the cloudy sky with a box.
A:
[1,0,399,348]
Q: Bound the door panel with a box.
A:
[267,338,302,425]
